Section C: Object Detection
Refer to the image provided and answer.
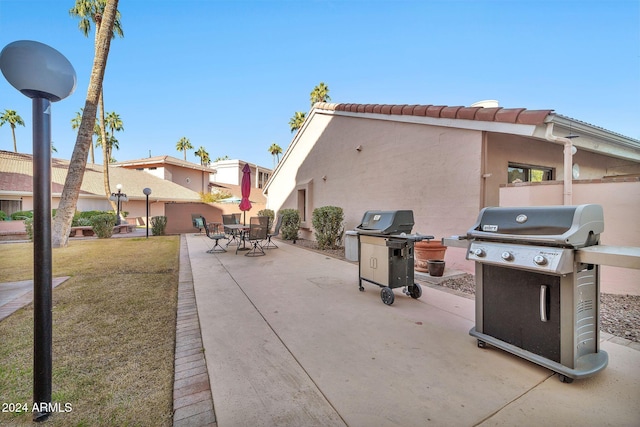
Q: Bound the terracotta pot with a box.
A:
[414,240,447,273]
[427,260,446,277]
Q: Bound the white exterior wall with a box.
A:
[211,160,270,189]
[266,111,484,272]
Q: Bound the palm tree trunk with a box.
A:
[99,91,116,211]
[11,126,17,152]
[52,0,119,248]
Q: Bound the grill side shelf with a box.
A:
[576,246,640,269]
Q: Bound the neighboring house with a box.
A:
[210,159,271,189]
[113,155,213,194]
[0,150,212,234]
[113,155,270,225]
[263,102,640,289]
[0,151,269,235]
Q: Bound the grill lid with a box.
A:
[356,210,414,235]
[467,204,604,248]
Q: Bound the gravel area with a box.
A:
[287,238,639,344]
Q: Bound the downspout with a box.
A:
[545,122,573,205]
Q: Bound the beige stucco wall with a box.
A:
[500,180,640,295]
[267,112,484,271]
[486,133,640,207]
[162,165,210,194]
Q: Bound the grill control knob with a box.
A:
[473,248,486,257]
[534,255,548,266]
[501,251,513,261]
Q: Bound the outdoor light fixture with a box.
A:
[143,187,152,238]
[0,40,76,422]
[109,184,128,225]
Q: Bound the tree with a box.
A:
[69,0,124,211]
[104,111,123,161]
[288,111,306,133]
[195,146,210,166]
[52,0,119,248]
[310,82,331,107]
[268,143,283,168]
[176,137,193,161]
[71,109,96,163]
[0,109,25,152]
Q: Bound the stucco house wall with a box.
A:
[265,102,640,275]
[267,112,483,271]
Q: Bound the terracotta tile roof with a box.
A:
[314,102,554,126]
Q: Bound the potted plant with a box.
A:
[414,239,447,275]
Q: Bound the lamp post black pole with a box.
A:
[32,97,53,422]
[143,188,152,238]
[146,193,149,238]
[0,39,76,424]
[116,189,121,225]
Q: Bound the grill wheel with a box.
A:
[381,287,395,305]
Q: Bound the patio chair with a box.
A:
[263,214,282,249]
[222,214,241,246]
[191,213,205,234]
[202,217,227,253]
[243,216,269,257]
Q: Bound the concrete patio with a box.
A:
[185,233,640,426]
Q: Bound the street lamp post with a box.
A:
[109,184,127,225]
[0,40,76,422]
[143,188,152,238]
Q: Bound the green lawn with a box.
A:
[0,236,179,426]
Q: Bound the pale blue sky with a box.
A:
[1,0,638,169]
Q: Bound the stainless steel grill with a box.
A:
[355,210,433,305]
[465,204,608,383]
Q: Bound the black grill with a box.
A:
[355,210,433,305]
[466,204,608,383]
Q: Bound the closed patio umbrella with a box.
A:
[239,163,252,225]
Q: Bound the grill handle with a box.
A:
[540,285,548,322]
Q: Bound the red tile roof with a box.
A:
[315,102,554,126]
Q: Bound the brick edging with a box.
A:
[173,235,217,426]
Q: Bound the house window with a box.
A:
[258,171,269,189]
[508,163,553,183]
[297,189,306,222]
[295,179,312,227]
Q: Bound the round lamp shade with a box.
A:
[0,40,76,102]
[143,188,152,196]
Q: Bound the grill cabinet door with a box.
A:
[359,236,389,285]
[482,265,561,363]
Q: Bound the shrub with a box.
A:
[90,213,117,238]
[280,209,300,241]
[312,206,344,249]
[11,210,33,220]
[0,210,7,221]
[24,218,33,241]
[151,216,168,236]
[73,210,113,226]
[258,209,275,229]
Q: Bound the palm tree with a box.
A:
[104,111,123,161]
[176,137,193,161]
[69,0,124,211]
[310,82,331,107]
[0,109,25,152]
[268,143,283,168]
[289,111,306,133]
[52,0,119,248]
[195,146,210,166]
[71,109,96,163]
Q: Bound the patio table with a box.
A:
[225,224,250,254]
